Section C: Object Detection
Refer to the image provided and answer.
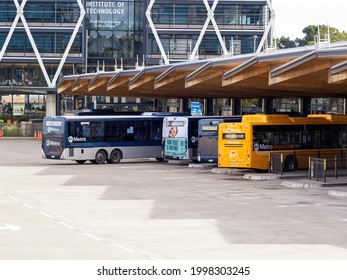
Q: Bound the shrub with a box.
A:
[3,125,22,137]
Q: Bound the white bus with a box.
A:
[162,116,241,162]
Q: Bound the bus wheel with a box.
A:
[95,150,107,164]
[76,160,86,164]
[284,155,296,171]
[155,157,164,161]
[107,149,122,164]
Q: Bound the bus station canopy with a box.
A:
[58,42,347,99]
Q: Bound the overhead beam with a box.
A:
[107,73,131,91]
[154,66,187,89]
[88,77,107,91]
[57,80,73,94]
[329,60,347,83]
[128,70,156,91]
[223,57,258,79]
[271,50,318,77]
[223,65,269,86]
[72,77,89,92]
[269,60,331,85]
[185,61,212,83]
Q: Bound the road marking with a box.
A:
[9,196,19,202]
[0,223,21,232]
[83,233,101,241]
[40,212,53,219]
[0,191,4,194]
[60,221,75,230]
[113,243,135,253]
[163,176,197,180]
[23,203,34,209]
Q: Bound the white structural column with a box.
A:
[146,0,169,65]
[257,0,275,52]
[52,0,85,87]
[146,0,275,62]
[0,0,85,88]
[45,94,57,117]
[190,0,228,61]
[0,0,28,61]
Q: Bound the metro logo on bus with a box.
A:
[253,143,274,151]
[68,136,87,143]
[46,140,61,147]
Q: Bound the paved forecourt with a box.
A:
[1,138,347,260]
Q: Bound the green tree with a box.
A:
[276,36,297,49]
[276,25,347,49]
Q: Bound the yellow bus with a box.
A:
[218,114,347,171]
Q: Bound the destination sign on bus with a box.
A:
[45,120,62,127]
[201,125,218,132]
[222,133,245,140]
[166,121,185,127]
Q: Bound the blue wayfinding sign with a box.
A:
[191,102,202,116]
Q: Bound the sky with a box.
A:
[272,1,347,39]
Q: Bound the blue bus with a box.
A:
[162,116,241,162]
[42,115,167,164]
[197,118,234,163]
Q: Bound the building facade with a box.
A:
[4,0,323,118]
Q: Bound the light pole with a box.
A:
[253,35,258,53]
[85,30,89,73]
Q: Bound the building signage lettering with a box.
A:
[86,1,126,15]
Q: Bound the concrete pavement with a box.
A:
[1,138,347,260]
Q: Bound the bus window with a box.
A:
[341,132,347,148]
[124,121,135,141]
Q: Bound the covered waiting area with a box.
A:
[58,42,347,114]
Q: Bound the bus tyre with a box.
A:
[76,160,86,164]
[107,149,122,164]
[95,150,107,164]
[284,155,296,171]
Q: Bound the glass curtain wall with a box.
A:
[148,3,265,58]
[0,0,82,87]
[86,0,145,70]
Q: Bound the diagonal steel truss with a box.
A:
[146,0,275,64]
[0,0,85,88]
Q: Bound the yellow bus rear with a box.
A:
[218,122,254,168]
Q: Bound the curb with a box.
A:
[189,163,217,168]
[281,181,321,188]
[243,174,280,181]
[167,160,191,165]
[211,168,247,174]
[327,190,347,197]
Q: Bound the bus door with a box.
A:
[162,117,188,160]
[218,123,249,168]
[42,117,65,159]
[198,119,223,163]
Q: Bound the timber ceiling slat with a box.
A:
[107,73,132,91]
[330,60,347,83]
[269,60,332,85]
[223,65,269,86]
[57,80,73,94]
